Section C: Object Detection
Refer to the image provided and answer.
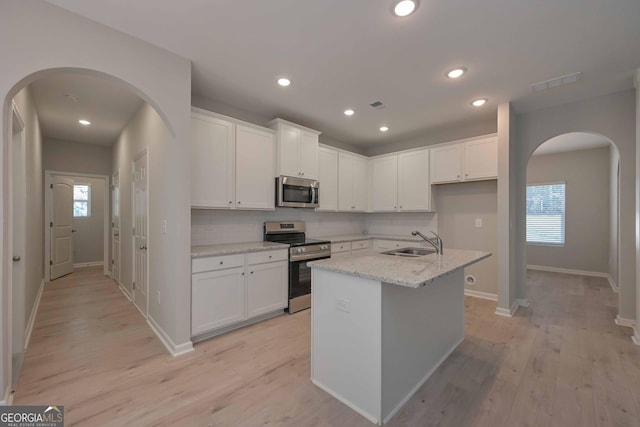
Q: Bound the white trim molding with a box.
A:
[147,315,194,357]
[606,275,619,293]
[464,289,498,301]
[118,285,132,302]
[517,298,530,308]
[23,279,45,350]
[495,299,519,317]
[527,264,608,278]
[614,315,636,329]
[633,328,640,346]
[74,262,104,269]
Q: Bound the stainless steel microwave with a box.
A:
[276,176,319,208]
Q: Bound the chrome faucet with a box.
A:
[412,231,444,254]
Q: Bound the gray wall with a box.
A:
[12,86,43,352]
[526,147,611,273]
[43,138,112,176]
[609,146,619,286]
[434,181,498,296]
[71,177,105,265]
[514,90,636,320]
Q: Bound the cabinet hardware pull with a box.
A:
[229,201,232,204]
[250,271,254,274]
[219,261,224,265]
[268,255,272,258]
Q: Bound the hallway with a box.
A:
[12,268,640,426]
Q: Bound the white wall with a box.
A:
[1,1,193,392]
[610,145,620,286]
[514,90,636,321]
[526,147,611,274]
[43,138,112,176]
[70,176,105,265]
[11,86,43,357]
[192,209,365,246]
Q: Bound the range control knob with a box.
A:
[297,248,305,253]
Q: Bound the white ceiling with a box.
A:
[532,132,611,156]
[30,72,144,146]
[44,0,640,147]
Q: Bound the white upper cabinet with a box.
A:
[398,148,430,211]
[190,113,235,208]
[191,109,275,210]
[371,148,431,212]
[317,146,339,211]
[338,152,366,211]
[371,155,398,211]
[235,125,275,210]
[463,136,498,181]
[270,119,321,180]
[430,135,497,184]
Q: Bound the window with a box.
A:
[73,184,91,217]
[526,183,565,245]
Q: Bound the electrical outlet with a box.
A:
[475,218,482,228]
[336,298,351,313]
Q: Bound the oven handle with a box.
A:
[290,253,331,262]
[311,185,317,205]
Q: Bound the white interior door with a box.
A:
[11,107,26,387]
[132,152,148,315]
[51,176,74,280]
[112,171,121,285]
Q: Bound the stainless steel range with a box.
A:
[264,221,331,313]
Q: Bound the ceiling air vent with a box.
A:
[531,72,582,92]
[369,100,386,109]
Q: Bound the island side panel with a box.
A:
[311,268,383,424]
[381,269,465,422]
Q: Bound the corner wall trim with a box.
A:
[73,262,104,268]
[464,289,498,301]
[1,385,11,406]
[606,274,619,293]
[614,315,636,329]
[147,315,194,357]
[495,299,519,317]
[24,279,45,350]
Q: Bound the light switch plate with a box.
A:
[475,218,482,228]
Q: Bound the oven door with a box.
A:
[288,254,329,313]
[277,176,319,208]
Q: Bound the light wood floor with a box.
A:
[13,267,640,426]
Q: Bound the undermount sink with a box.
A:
[380,247,437,257]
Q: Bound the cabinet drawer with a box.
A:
[192,253,245,273]
[332,242,351,253]
[247,250,288,265]
[351,240,370,251]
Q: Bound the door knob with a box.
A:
[72,229,77,233]
[12,256,20,262]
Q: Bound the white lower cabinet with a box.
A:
[372,239,416,251]
[191,249,288,338]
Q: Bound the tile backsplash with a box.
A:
[365,212,437,237]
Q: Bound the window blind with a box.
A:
[526,183,565,245]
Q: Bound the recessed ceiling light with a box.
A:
[277,78,291,87]
[394,0,417,17]
[379,126,389,132]
[78,119,91,126]
[471,98,487,107]
[447,68,466,79]
[344,109,355,116]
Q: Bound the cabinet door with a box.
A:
[398,149,430,211]
[371,155,398,211]
[190,114,235,208]
[430,144,462,184]
[464,136,498,181]
[247,261,288,318]
[299,131,319,179]
[317,147,338,211]
[235,125,275,210]
[351,156,367,211]
[278,124,300,177]
[192,267,245,335]
[338,153,353,211]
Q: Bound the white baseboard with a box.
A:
[1,384,11,406]
[614,315,636,329]
[118,284,132,302]
[517,298,530,308]
[74,261,104,268]
[633,328,640,346]
[311,379,380,425]
[527,264,610,278]
[382,336,464,424]
[23,279,45,350]
[464,289,498,301]
[147,315,194,357]
[495,299,519,317]
[606,274,619,293]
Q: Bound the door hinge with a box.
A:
[112,222,115,228]
[111,259,114,265]
[50,222,53,228]
[132,282,136,290]
[132,227,135,235]
[50,183,53,189]
[49,260,53,266]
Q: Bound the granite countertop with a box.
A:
[308,249,491,288]
[191,241,289,258]
[314,234,425,243]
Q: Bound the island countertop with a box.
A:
[308,249,491,288]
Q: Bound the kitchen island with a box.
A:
[308,249,490,425]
